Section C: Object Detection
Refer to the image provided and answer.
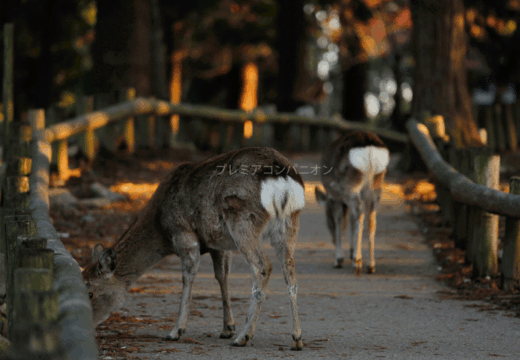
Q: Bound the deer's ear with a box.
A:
[92,244,105,264]
[97,249,116,276]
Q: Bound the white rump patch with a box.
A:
[348,146,389,174]
[260,177,305,218]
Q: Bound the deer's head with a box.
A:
[82,244,126,325]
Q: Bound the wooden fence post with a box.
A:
[95,93,119,153]
[425,115,454,227]
[78,95,96,162]
[2,23,14,162]
[494,104,507,152]
[501,176,520,290]
[483,106,496,151]
[470,150,500,278]
[503,104,517,151]
[4,215,37,339]
[148,112,156,149]
[120,88,136,153]
[10,268,61,357]
[46,106,70,182]
[514,101,520,147]
[246,120,264,147]
[17,236,54,274]
[261,122,274,149]
[232,123,244,149]
[218,123,232,152]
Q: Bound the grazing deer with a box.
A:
[82,147,305,350]
[314,131,389,275]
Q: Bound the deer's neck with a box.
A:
[112,213,171,287]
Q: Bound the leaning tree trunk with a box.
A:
[410,0,482,147]
[92,0,151,96]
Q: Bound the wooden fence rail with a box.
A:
[40,96,408,182]
[406,118,520,288]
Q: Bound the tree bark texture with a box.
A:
[342,61,368,121]
[275,0,305,113]
[410,0,482,147]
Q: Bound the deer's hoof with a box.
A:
[164,328,184,341]
[333,257,344,268]
[367,265,375,274]
[232,333,251,347]
[290,335,303,351]
[220,324,236,339]
[354,259,362,275]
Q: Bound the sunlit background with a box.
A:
[1,0,520,138]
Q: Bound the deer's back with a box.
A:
[321,131,389,198]
[154,147,304,251]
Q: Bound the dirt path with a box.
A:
[82,154,520,360]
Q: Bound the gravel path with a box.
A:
[95,154,520,360]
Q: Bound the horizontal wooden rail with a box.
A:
[44,98,409,144]
[29,111,99,359]
[406,118,520,218]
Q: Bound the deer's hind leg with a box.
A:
[269,212,303,351]
[209,249,236,339]
[225,216,272,347]
[325,199,348,268]
[165,232,200,341]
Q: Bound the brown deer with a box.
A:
[314,131,389,275]
[82,147,305,350]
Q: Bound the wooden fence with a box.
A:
[407,117,520,290]
[0,110,99,358]
[34,94,409,182]
[474,103,520,152]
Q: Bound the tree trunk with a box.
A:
[275,0,305,112]
[275,0,305,147]
[150,0,168,100]
[35,0,57,109]
[389,52,405,132]
[410,0,482,147]
[92,0,151,96]
[341,61,368,121]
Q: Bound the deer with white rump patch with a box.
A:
[315,131,389,274]
[82,147,305,350]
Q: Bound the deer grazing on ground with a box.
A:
[82,147,305,350]
[315,130,389,275]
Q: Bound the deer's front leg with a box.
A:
[210,249,235,339]
[367,210,376,274]
[165,235,200,341]
[348,196,365,275]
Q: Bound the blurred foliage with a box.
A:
[464,0,520,87]
[308,0,411,67]
[171,1,278,78]
[1,0,95,113]
[3,0,520,116]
